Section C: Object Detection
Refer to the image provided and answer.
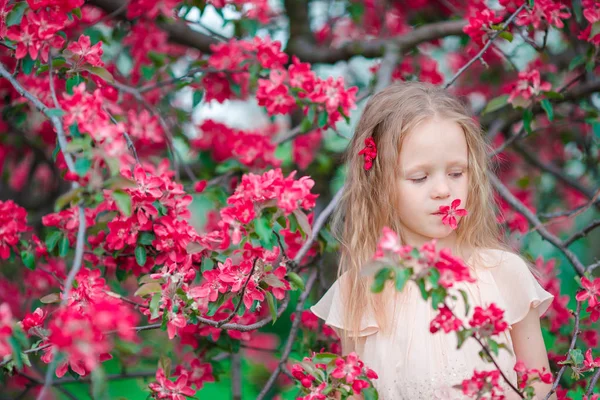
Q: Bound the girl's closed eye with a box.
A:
[410,176,427,183]
[449,172,464,178]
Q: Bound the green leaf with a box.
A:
[55,187,84,211]
[135,245,147,267]
[362,387,379,400]
[522,109,533,133]
[59,236,70,257]
[134,282,162,297]
[456,328,472,349]
[458,289,470,316]
[394,268,411,292]
[568,54,586,71]
[543,91,564,100]
[91,366,108,400]
[66,75,85,95]
[254,216,275,250]
[21,55,34,75]
[192,91,204,108]
[8,336,23,370]
[46,108,65,118]
[318,112,328,128]
[149,293,161,319]
[311,352,338,365]
[74,157,91,177]
[569,348,584,365]
[287,271,305,291]
[138,232,155,245]
[416,278,428,300]
[215,159,242,174]
[591,21,600,40]
[86,66,114,83]
[240,18,259,36]
[429,268,440,289]
[348,2,365,22]
[201,257,215,272]
[410,248,420,259]
[430,288,446,310]
[52,142,60,161]
[45,231,62,252]
[72,7,82,19]
[488,338,500,356]
[112,189,132,217]
[115,267,127,282]
[300,116,313,133]
[540,99,553,121]
[20,251,35,270]
[498,31,513,42]
[6,2,28,27]
[266,292,278,323]
[482,95,509,115]
[371,267,391,293]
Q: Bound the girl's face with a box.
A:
[396,117,469,246]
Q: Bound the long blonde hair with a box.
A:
[330,82,512,347]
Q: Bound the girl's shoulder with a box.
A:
[472,247,528,271]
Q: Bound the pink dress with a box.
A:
[310,249,554,400]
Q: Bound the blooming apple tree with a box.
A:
[0,0,599,399]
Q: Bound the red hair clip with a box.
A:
[358,137,377,171]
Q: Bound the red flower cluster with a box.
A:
[461,369,504,399]
[514,360,553,390]
[576,277,600,322]
[65,34,104,68]
[148,367,196,400]
[507,70,552,108]
[0,200,30,259]
[579,0,600,45]
[215,168,317,247]
[292,351,378,399]
[207,0,271,23]
[189,247,290,310]
[515,0,571,30]
[192,119,280,169]
[438,198,468,230]
[0,303,14,358]
[6,9,68,62]
[358,137,377,171]
[38,268,139,378]
[469,303,509,336]
[430,304,464,334]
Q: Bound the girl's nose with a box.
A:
[431,177,451,200]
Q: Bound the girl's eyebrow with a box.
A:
[403,160,468,174]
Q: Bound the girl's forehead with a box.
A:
[399,119,468,171]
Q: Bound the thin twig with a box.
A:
[564,219,600,246]
[543,301,582,400]
[293,184,345,267]
[444,3,527,88]
[256,270,318,400]
[585,368,600,397]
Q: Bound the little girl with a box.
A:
[310,82,555,400]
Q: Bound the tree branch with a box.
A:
[488,172,586,276]
[87,0,219,51]
[286,19,467,63]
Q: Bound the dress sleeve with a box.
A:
[484,250,554,326]
[309,276,379,338]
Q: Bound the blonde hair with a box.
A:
[330,81,514,348]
